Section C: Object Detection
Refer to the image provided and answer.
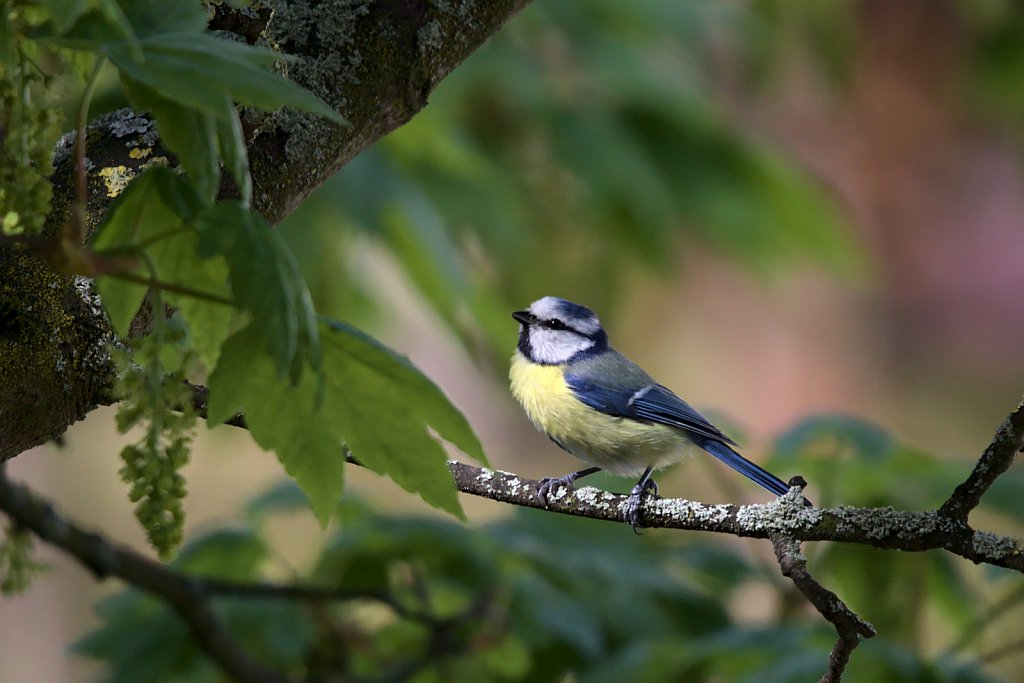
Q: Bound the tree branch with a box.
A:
[447,461,1024,572]
[0,464,289,683]
[198,383,1024,572]
[771,536,876,683]
[939,397,1024,523]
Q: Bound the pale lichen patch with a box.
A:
[972,530,1023,560]
[98,165,135,198]
[575,486,616,512]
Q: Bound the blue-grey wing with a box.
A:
[629,384,738,446]
[565,376,735,446]
[566,374,794,499]
[565,376,794,499]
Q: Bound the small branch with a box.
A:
[189,383,247,429]
[939,397,1024,523]
[0,464,290,683]
[772,536,876,683]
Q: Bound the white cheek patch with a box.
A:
[529,328,594,364]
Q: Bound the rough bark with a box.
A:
[0,0,531,461]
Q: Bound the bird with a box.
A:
[509,295,806,532]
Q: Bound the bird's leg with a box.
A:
[537,466,602,506]
[624,466,657,534]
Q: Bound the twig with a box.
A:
[0,464,289,683]
[939,397,1024,523]
[189,383,247,429]
[772,536,876,683]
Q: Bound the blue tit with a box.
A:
[509,296,804,531]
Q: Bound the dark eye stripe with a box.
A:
[545,318,567,330]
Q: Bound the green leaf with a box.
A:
[174,528,266,580]
[244,481,311,522]
[121,75,220,202]
[108,34,345,124]
[34,3,139,54]
[195,201,319,382]
[207,325,345,525]
[39,0,87,34]
[91,168,231,368]
[208,320,485,522]
[772,414,894,464]
[91,169,186,336]
[325,319,487,465]
[318,320,485,518]
[216,99,253,205]
[114,0,208,39]
[94,0,140,57]
[148,234,231,371]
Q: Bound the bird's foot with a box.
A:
[624,478,658,534]
[537,474,578,506]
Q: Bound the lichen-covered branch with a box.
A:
[0,0,532,461]
[199,382,1024,573]
[939,397,1024,523]
[448,461,1024,571]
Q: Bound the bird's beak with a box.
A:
[511,310,533,325]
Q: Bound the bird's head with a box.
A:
[512,296,608,364]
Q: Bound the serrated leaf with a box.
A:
[195,202,319,382]
[207,325,345,525]
[324,319,487,465]
[108,34,345,124]
[208,320,484,522]
[319,322,480,518]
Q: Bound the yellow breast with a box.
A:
[509,351,693,476]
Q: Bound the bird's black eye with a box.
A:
[545,318,567,330]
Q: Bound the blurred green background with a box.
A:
[6,1,1024,681]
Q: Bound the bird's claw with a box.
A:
[537,474,577,506]
[623,478,658,534]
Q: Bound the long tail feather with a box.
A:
[700,439,792,498]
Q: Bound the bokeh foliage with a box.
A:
[3,0,1024,681]
[279,1,862,363]
[77,446,1006,683]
